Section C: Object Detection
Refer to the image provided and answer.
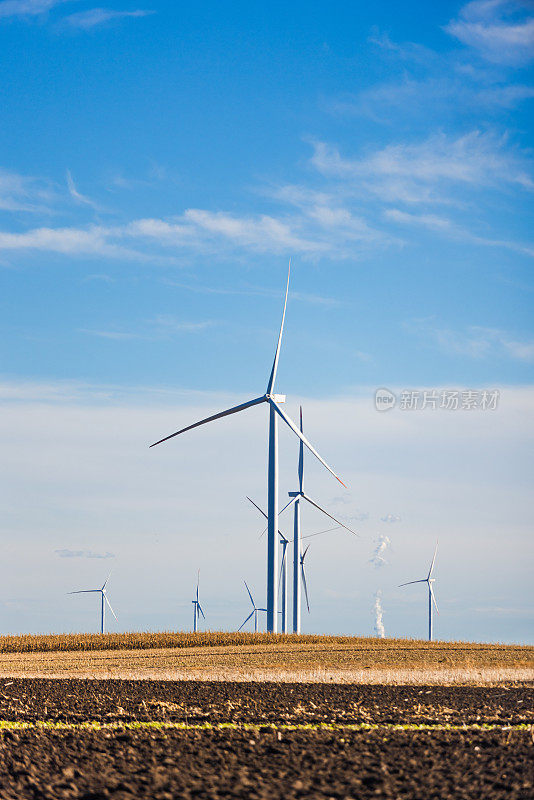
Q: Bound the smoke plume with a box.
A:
[370,534,391,568]
[374,590,385,638]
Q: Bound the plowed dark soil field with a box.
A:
[0,678,532,725]
[0,679,532,799]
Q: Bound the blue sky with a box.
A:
[0,0,533,642]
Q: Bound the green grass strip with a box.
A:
[0,720,530,733]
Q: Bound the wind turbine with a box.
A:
[399,542,439,641]
[192,571,205,632]
[68,573,117,634]
[246,496,290,633]
[150,264,346,632]
[280,407,358,634]
[238,581,267,633]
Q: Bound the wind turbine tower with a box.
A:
[399,542,439,641]
[68,573,117,634]
[246,495,290,633]
[192,571,205,632]
[281,407,358,633]
[238,581,267,632]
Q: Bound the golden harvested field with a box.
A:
[0,633,532,684]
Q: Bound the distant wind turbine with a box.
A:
[238,581,267,633]
[280,407,358,633]
[192,571,205,632]
[150,264,346,632]
[246,496,290,633]
[68,573,117,634]
[399,542,439,641]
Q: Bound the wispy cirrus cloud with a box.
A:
[66,170,100,209]
[62,7,153,29]
[384,207,534,257]
[0,168,54,213]
[0,196,394,260]
[445,0,534,66]
[408,319,534,362]
[81,315,215,342]
[311,131,534,201]
[0,0,71,18]
[55,548,115,559]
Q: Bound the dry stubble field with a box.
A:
[0,634,532,798]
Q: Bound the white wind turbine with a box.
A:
[68,573,117,634]
[192,571,205,632]
[399,542,439,641]
[280,407,358,634]
[238,581,267,633]
[150,264,346,632]
[246,496,290,633]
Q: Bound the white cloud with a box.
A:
[63,8,153,29]
[66,170,99,209]
[409,321,534,362]
[446,0,534,66]
[0,0,70,18]
[311,131,533,198]
[81,315,215,341]
[55,548,115,558]
[0,168,54,212]
[0,196,393,260]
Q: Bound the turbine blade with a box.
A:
[105,595,118,621]
[427,541,438,580]
[68,589,99,594]
[429,584,439,615]
[298,405,304,492]
[101,571,112,591]
[247,496,288,540]
[279,544,287,586]
[150,396,265,447]
[238,610,254,632]
[279,496,298,516]
[246,496,267,519]
[266,261,290,395]
[244,580,255,609]
[301,493,358,536]
[301,525,341,541]
[270,400,346,488]
[398,579,426,587]
[198,604,206,619]
[301,564,310,612]
[301,543,310,562]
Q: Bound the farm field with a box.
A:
[0,633,532,683]
[0,678,532,799]
[0,638,532,797]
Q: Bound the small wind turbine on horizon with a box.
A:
[150,264,346,632]
[238,581,267,633]
[280,407,358,634]
[192,571,205,632]
[246,496,290,633]
[399,542,439,641]
[68,573,117,635]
